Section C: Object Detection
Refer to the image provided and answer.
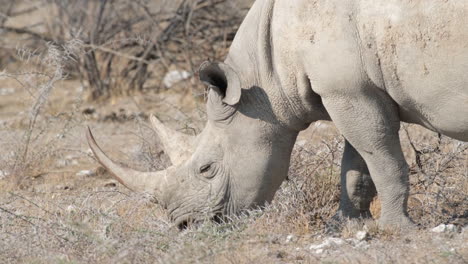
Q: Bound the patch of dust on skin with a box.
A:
[357,0,468,133]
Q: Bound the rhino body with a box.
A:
[88,0,468,228]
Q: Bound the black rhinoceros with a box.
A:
[87,0,468,228]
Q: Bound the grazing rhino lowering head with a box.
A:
[87,60,303,227]
[88,0,468,229]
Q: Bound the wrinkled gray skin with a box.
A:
[87,0,468,228]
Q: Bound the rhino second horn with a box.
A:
[150,114,195,166]
[86,126,171,204]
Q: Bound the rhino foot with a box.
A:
[326,210,374,233]
[377,215,416,231]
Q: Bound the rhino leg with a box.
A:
[322,91,413,228]
[337,140,376,219]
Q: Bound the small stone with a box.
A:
[356,230,368,241]
[431,224,446,233]
[309,237,344,251]
[76,170,95,177]
[446,224,457,232]
[0,170,9,179]
[310,241,329,250]
[66,205,76,213]
[327,237,345,246]
[0,87,15,96]
[315,249,324,254]
[285,234,295,243]
[163,70,191,88]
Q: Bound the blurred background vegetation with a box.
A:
[0,0,254,101]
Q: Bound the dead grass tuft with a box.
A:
[0,41,84,188]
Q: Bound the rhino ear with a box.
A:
[199,61,241,106]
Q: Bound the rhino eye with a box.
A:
[199,164,212,174]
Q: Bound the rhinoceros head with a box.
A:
[87,61,298,227]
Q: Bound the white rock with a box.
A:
[315,249,324,254]
[0,87,15,95]
[163,70,191,88]
[310,241,330,250]
[356,230,368,241]
[285,234,295,243]
[431,223,457,233]
[309,237,345,251]
[309,243,323,250]
[0,170,9,179]
[431,224,447,233]
[76,170,95,177]
[327,237,345,246]
[446,224,457,232]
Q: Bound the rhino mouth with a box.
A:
[174,212,225,230]
[175,217,191,230]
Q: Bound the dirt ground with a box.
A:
[0,76,467,263]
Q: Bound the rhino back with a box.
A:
[266,0,467,139]
[357,0,468,139]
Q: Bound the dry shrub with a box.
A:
[401,125,468,227]
[1,0,247,101]
[0,41,83,187]
[247,123,467,235]
[249,133,343,235]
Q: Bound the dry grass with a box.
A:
[0,40,84,188]
[0,0,246,101]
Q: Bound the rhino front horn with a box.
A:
[86,126,173,204]
[150,114,195,166]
